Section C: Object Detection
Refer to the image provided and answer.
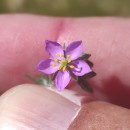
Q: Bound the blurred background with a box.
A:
[0,0,130,16]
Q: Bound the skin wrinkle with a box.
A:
[1,119,36,130]
[4,111,65,130]
[54,18,65,42]
[57,18,76,45]
[3,105,46,129]
[109,39,116,59]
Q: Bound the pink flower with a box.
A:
[37,40,92,91]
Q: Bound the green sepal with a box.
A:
[25,73,54,87]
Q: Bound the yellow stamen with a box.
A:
[56,53,62,57]
[67,54,70,58]
[54,58,58,62]
[62,66,67,71]
[69,65,75,68]
[51,63,56,67]
[56,53,59,56]
[58,65,63,70]
[67,59,71,63]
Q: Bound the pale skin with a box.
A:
[0,15,130,129]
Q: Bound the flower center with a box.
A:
[60,59,68,66]
[52,54,75,71]
[58,59,68,71]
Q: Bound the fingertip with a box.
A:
[69,101,130,130]
[0,84,80,130]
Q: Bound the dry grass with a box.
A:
[0,0,130,16]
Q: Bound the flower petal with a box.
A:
[37,59,58,74]
[54,70,71,91]
[65,41,83,60]
[71,60,92,76]
[45,40,64,60]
